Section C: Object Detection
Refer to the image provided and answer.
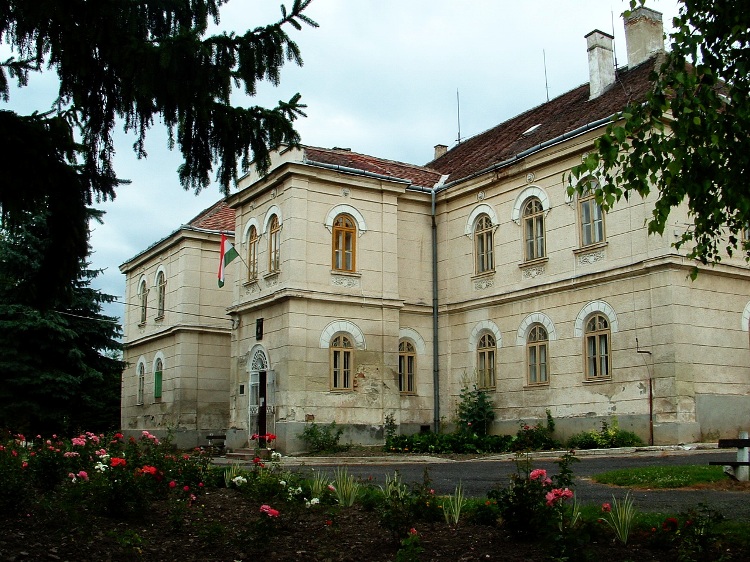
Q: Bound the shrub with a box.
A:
[566,419,644,450]
[512,411,560,451]
[456,384,495,436]
[298,422,348,454]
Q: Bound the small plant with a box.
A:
[442,483,466,526]
[512,414,560,451]
[223,462,245,488]
[299,422,348,454]
[384,413,398,446]
[456,383,495,436]
[307,468,330,500]
[567,418,644,449]
[600,492,637,545]
[331,467,360,507]
[381,471,409,502]
[395,528,424,562]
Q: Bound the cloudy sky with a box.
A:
[5,0,681,323]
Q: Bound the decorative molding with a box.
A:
[516,312,557,345]
[511,185,550,224]
[243,281,261,295]
[325,204,367,236]
[341,187,350,197]
[465,204,499,237]
[578,249,605,266]
[331,274,361,288]
[473,277,494,290]
[469,320,502,349]
[249,405,275,415]
[264,273,279,287]
[477,190,485,201]
[522,266,545,279]
[574,300,619,337]
[526,172,535,183]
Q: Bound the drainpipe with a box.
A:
[431,188,440,432]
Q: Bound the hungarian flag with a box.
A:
[218,233,239,287]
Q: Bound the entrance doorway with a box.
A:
[249,346,274,443]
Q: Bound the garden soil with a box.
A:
[1,482,749,561]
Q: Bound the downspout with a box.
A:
[431,187,440,432]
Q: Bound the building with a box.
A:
[121,8,750,451]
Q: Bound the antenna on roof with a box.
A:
[543,49,550,102]
[456,89,462,144]
[611,9,619,68]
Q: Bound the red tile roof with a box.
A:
[188,200,235,232]
[303,146,444,188]
[427,58,659,182]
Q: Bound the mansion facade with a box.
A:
[120,8,750,451]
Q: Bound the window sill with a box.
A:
[264,271,281,279]
[137,322,146,328]
[400,391,417,396]
[519,256,548,268]
[524,382,550,389]
[330,270,361,278]
[583,377,612,383]
[573,241,608,255]
[243,277,259,286]
[154,315,164,322]
[329,388,354,393]
[471,270,495,282]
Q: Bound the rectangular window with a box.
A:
[581,198,604,246]
[332,349,351,389]
[154,370,162,401]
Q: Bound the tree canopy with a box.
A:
[0,0,317,304]
[570,0,750,271]
[0,209,124,435]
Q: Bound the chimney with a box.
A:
[625,7,664,68]
[434,144,448,159]
[585,30,616,99]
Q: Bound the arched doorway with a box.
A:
[248,346,275,443]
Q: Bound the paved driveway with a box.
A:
[278,448,750,520]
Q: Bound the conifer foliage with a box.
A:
[0,0,317,302]
[0,209,125,435]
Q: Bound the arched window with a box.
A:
[137,362,145,405]
[526,324,549,385]
[474,214,494,274]
[579,180,605,246]
[398,340,416,394]
[154,358,163,402]
[477,332,496,389]
[523,197,545,261]
[585,314,611,380]
[138,279,148,324]
[332,214,356,272]
[330,334,353,390]
[247,225,259,281]
[155,271,166,319]
[268,215,281,273]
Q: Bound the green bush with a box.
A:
[512,411,560,451]
[298,422,348,454]
[566,419,644,450]
[385,431,513,455]
[456,384,495,436]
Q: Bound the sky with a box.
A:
[4,0,681,324]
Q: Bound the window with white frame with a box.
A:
[523,197,546,261]
[584,313,611,380]
[477,332,496,389]
[137,362,145,405]
[332,214,356,272]
[474,214,494,274]
[526,324,549,385]
[579,180,605,247]
[398,340,416,394]
[155,271,166,319]
[154,358,163,402]
[268,215,281,273]
[330,334,353,390]
[247,225,259,281]
[138,279,148,324]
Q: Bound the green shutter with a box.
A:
[154,370,162,399]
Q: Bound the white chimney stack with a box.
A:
[585,30,616,100]
[625,7,664,68]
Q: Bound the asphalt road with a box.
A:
[291,449,750,520]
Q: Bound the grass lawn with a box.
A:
[592,464,728,488]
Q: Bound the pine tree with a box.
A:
[0,210,125,434]
[0,0,317,304]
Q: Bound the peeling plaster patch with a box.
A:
[362,379,380,405]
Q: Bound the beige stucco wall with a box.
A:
[120,231,232,448]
